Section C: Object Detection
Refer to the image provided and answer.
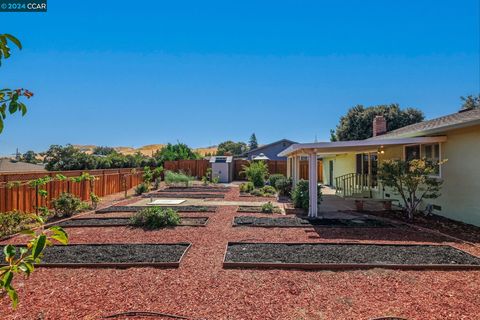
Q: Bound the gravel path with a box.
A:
[234,216,394,228]
[225,243,480,266]
[1,186,480,319]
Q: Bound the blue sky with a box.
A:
[0,0,478,154]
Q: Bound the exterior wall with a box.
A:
[246,141,295,161]
[376,125,480,226]
[321,153,356,187]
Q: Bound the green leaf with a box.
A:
[3,34,22,50]
[6,286,18,308]
[3,245,16,261]
[19,229,35,236]
[2,271,13,288]
[31,235,47,260]
[8,101,17,114]
[49,226,69,245]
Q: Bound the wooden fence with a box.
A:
[163,160,210,178]
[0,168,144,213]
[163,159,322,182]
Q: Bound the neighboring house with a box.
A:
[242,139,297,161]
[0,158,46,173]
[279,108,480,226]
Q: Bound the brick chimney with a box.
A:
[373,116,387,137]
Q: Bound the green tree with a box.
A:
[248,133,258,150]
[0,34,34,133]
[378,159,444,220]
[92,146,117,155]
[20,150,39,164]
[154,143,200,165]
[460,95,480,110]
[216,140,247,156]
[331,104,424,141]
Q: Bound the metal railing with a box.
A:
[335,173,378,198]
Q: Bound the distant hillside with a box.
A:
[73,144,217,156]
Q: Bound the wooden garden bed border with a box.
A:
[0,243,191,269]
[59,216,210,228]
[222,241,480,271]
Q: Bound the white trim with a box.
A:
[278,136,447,157]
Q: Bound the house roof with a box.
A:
[370,108,480,140]
[243,139,297,156]
[278,136,447,157]
[0,159,46,173]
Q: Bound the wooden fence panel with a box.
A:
[0,168,144,213]
[163,160,209,178]
[299,160,323,182]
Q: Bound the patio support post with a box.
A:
[293,155,300,187]
[308,151,318,218]
[286,157,292,179]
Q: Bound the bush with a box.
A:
[164,170,195,187]
[261,202,275,213]
[239,182,255,193]
[135,183,149,195]
[291,180,323,210]
[51,193,88,217]
[242,161,269,188]
[260,185,277,196]
[268,174,285,189]
[0,211,38,238]
[275,177,292,196]
[130,207,181,229]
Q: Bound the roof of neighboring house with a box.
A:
[243,139,297,156]
[0,159,46,173]
[370,108,480,140]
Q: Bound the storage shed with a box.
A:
[209,156,233,183]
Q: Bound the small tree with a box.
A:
[241,161,269,188]
[378,159,444,220]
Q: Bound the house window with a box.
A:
[405,145,420,161]
[404,143,441,176]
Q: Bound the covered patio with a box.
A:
[279,136,447,218]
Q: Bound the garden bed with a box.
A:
[58,217,209,227]
[96,205,217,213]
[0,243,191,268]
[233,216,393,228]
[237,205,282,214]
[239,192,276,198]
[144,193,225,199]
[224,242,480,270]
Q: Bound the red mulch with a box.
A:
[1,187,480,319]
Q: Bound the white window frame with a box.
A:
[403,143,442,178]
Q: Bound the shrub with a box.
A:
[90,192,100,209]
[242,161,269,188]
[0,211,38,238]
[260,185,277,196]
[261,202,275,213]
[250,188,264,197]
[135,183,149,195]
[239,182,255,193]
[130,207,180,229]
[275,177,292,196]
[164,170,195,187]
[52,192,88,217]
[291,180,323,210]
[268,174,285,189]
